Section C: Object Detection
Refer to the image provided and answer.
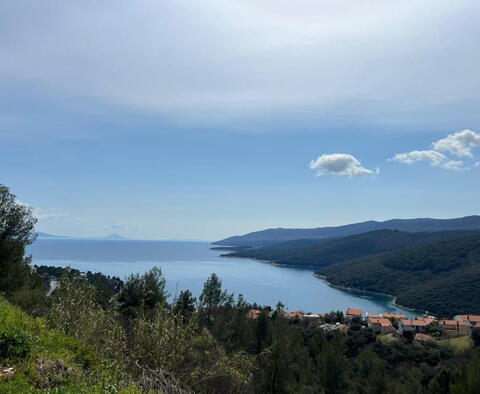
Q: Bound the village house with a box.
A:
[346,308,363,321]
[283,311,305,319]
[398,317,436,334]
[454,315,480,328]
[246,309,262,319]
[382,313,406,320]
[414,333,434,342]
[363,312,382,320]
[439,320,470,337]
[367,318,395,334]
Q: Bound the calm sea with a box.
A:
[27,239,417,317]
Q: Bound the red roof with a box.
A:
[370,318,392,327]
[346,308,363,316]
[414,333,433,342]
[401,319,430,327]
[441,320,466,326]
[383,313,406,319]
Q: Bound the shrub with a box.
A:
[0,330,31,361]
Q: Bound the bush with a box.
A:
[0,330,31,361]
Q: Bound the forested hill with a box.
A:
[222,229,480,268]
[316,234,480,316]
[214,215,480,247]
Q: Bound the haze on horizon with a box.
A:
[1,0,480,240]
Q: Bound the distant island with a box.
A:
[36,232,128,240]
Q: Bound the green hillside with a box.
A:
[316,235,480,316]
[0,297,139,393]
[224,229,480,268]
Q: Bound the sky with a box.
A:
[1,0,480,241]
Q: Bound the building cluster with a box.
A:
[246,307,480,341]
[347,308,480,340]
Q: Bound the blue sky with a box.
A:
[1,0,480,240]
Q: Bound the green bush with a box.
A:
[0,330,31,361]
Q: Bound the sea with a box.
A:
[27,239,418,317]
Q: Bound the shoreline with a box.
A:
[313,273,419,313]
[219,251,419,314]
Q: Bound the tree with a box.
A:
[118,267,168,316]
[173,289,196,323]
[200,274,227,321]
[0,185,38,297]
[0,185,37,246]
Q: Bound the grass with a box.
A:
[0,297,140,393]
[438,335,473,354]
[376,334,399,345]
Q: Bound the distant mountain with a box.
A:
[36,232,127,240]
[102,233,127,240]
[315,234,480,316]
[36,232,70,239]
[223,229,480,268]
[214,215,480,247]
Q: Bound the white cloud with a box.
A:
[440,160,465,170]
[309,153,375,177]
[390,150,446,166]
[475,161,480,167]
[432,129,480,157]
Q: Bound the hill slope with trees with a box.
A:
[215,216,480,247]
[316,235,480,316]
[223,229,480,268]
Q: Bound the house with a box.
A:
[383,313,406,320]
[454,315,480,328]
[303,313,322,319]
[414,333,434,342]
[367,318,395,334]
[398,317,436,334]
[346,308,363,321]
[283,311,305,319]
[363,312,383,320]
[439,320,470,337]
[246,309,262,319]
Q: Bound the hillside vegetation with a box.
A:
[316,235,480,316]
[224,229,480,268]
[0,296,139,393]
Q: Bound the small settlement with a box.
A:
[246,306,480,342]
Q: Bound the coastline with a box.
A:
[313,273,419,313]
[218,249,420,314]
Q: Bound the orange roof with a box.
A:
[414,333,433,341]
[246,309,262,319]
[402,319,430,327]
[383,313,406,319]
[346,308,363,316]
[366,313,383,319]
[455,314,480,323]
[441,320,466,326]
[370,318,392,327]
[283,311,304,318]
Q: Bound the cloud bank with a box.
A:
[309,153,376,177]
[1,0,480,130]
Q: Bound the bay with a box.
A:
[27,239,418,317]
